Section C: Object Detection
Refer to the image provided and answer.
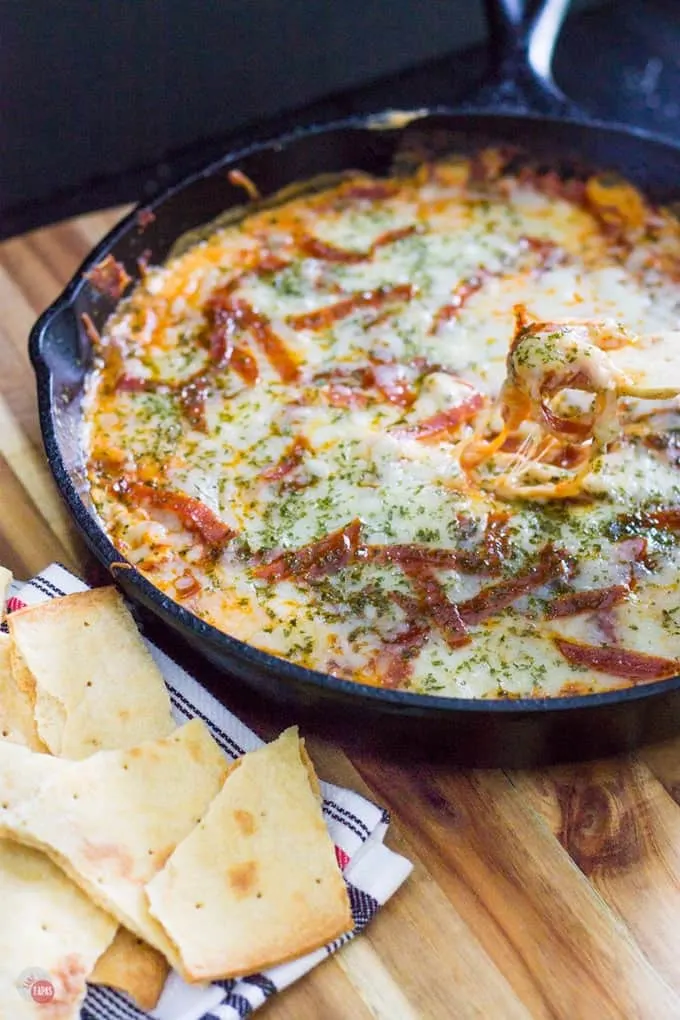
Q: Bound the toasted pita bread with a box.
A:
[2,720,228,971]
[0,742,117,1016]
[0,839,117,1020]
[89,927,169,1010]
[0,739,70,823]
[0,656,168,1011]
[146,727,352,981]
[0,637,45,750]
[8,586,175,758]
[0,566,11,621]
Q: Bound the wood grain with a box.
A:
[2,209,680,1019]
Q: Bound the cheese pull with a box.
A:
[608,332,680,400]
[507,317,680,400]
[461,313,680,502]
[503,320,622,448]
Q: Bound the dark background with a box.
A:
[2,0,679,239]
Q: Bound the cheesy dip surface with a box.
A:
[83,154,680,698]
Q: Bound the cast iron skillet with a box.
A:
[30,0,680,766]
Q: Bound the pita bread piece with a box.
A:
[0,565,11,621]
[0,839,117,1020]
[146,726,352,982]
[0,687,168,1013]
[0,635,43,750]
[89,927,169,1011]
[10,641,60,753]
[3,719,228,970]
[0,739,70,828]
[8,586,175,758]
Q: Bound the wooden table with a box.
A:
[2,210,680,1020]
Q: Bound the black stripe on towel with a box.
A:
[220,991,254,1018]
[322,799,371,839]
[243,973,277,999]
[29,574,67,600]
[82,984,148,1020]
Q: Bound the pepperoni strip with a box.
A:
[228,345,259,386]
[539,398,594,441]
[206,295,299,383]
[545,584,630,619]
[375,621,431,688]
[298,225,417,264]
[399,565,470,649]
[298,236,366,263]
[371,360,417,407]
[116,368,218,431]
[325,383,370,409]
[317,179,400,212]
[457,545,574,625]
[260,437,310,482]
[208,252,290,302]
[254,519,362,582]
[519,234,566,273]
[111,295,263,427]
[594,610,619,646]
[517,168,587,203]
[479,512,513,573]
[205,311,259,384]
[640,508,680,531]
[287,283,416,331]
[116,374,156,393]
[644,432,680,467]
[174,569,202,599]
[610,507,680,543]
[85,255,131,300]
[429,272,491,334]
[364,545,461,569]
[554,638,679,682]
[177,376,211,431]
[315,360,417,409]
[337,181,398,202]
[120,480,235,549]
[390,391,485,440]
[313,364,374,409]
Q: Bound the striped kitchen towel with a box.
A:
[7,564,413,1020]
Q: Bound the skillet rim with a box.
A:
[29,105,680,718]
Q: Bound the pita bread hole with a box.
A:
[228,860,258,898]
[194,902,204,909]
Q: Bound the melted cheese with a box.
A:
[83,159,680,698]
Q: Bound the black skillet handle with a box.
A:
[471,0,582,117]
